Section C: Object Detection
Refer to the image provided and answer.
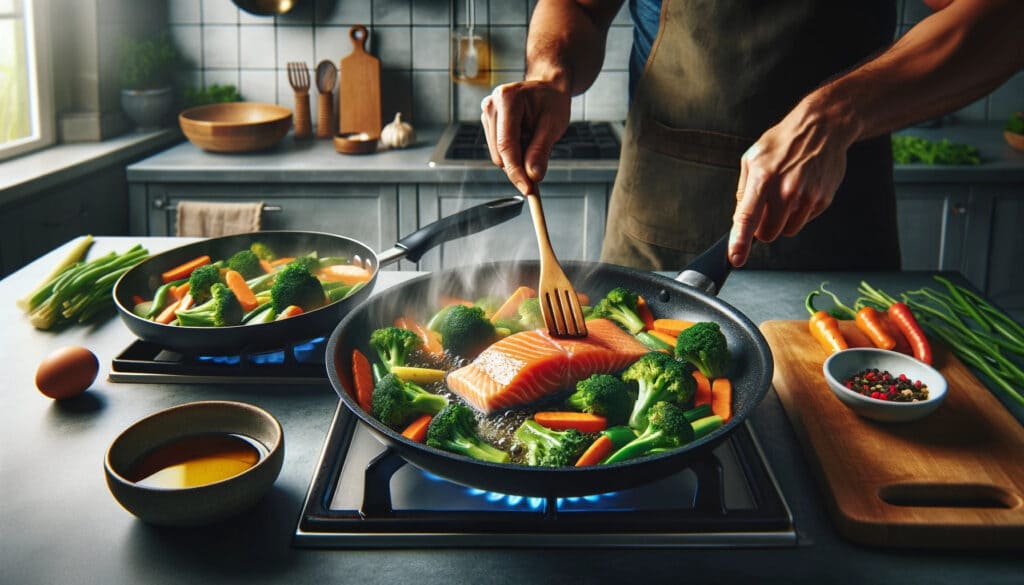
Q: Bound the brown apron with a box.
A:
[602,0,902,271]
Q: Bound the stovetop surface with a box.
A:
[295,403,796,548]
[430,121,621,165]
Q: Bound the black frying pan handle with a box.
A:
[395,195,525,263]
[674,232,732,296]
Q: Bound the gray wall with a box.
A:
[169,0,1022,128]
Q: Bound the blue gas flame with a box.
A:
[423,471,615,509]
[196,336,325,366]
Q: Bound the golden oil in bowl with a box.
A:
[127,433,267,489]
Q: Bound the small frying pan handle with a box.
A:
[675,232,732,296]
[381,195,525,265]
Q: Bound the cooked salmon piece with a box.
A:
[445,319,649,414]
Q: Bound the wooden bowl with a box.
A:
[179,102,292,153]
[1005,131,1024,153]
[334,132,378,155]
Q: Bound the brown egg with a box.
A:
[35,346,99,400]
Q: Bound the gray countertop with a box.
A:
[2,236,1021,585]
[125,122,1024,185]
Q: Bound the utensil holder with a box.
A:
[293,92,312,139]
[317,92,334,139]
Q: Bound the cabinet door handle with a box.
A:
[154,202,283,213]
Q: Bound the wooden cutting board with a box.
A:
[761,320,1024,549]
[339,25,381,138]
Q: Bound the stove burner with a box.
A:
[294,404,797,548]
[108,338,329,384]
[440,121,621,162]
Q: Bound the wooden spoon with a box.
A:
[315,60,338,138]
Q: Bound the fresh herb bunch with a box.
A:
[118,33,182,90]
[183,84,243,108]
[891,135,981,165]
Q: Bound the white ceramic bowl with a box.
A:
[822,348,948,423]
[104,401,284,526]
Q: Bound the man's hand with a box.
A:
[481,80,573,195]
[728,98,858,267]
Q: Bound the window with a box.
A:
[0,0,53,161]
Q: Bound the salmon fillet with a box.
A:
[445,319,649,414]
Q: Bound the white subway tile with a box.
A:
[239,25,277,69]
[240,69,278,104]
[203,25,240,69]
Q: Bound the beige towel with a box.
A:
[176,201,264,237]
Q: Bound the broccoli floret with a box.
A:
[675,321,730,379]
[371,372,448,430]
[187,264,224,304]
[226,249,263,279]
[513,419,591,467]
[621,351,696,430]
[175,283,244,327]
[369,326,422,371]
[566,374,634,427]
[437,304,497,357]
[249,242,276,261]
[285,254,319,274]
[603,402,695,464]
[516,297,545,330]
[473,296,503,319]
[426,403,509,463]
[270,264,326,313]
[587,287,645,334]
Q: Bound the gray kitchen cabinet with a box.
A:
[129,182,406,266]
[413,182,609,271]
[894,184,970,272]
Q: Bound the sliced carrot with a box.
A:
[224,269,259,311]
[438,295,474,308]
[160,255,211,284]
[711,377,732,422]
[401,414,433,443]
[653,318,695,337]
[395,316,444,355]
[692,370,712,407]
[575,434,614,467]
[317,264,373,285]
[490,286,537,322]
[170,282,191,301]
[647,329,677,348]
[276,305,304,320]
[352,349,374,412]
[259,259,274,273]
[576,292,590,306]
[269,257,296,267]
[534,412,607,434]
[155,298,182,324]
[132,294,145,306]
[637,296,656,331]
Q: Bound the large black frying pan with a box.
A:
[113,196,524,355]
[326,236,774,497]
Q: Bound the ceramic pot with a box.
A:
[121,87,174,131]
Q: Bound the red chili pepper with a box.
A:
[887,302,932,365]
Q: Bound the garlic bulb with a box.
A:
[380,112,415,149]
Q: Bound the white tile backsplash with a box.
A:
[314,26,349,67]
[488,26,525,72]
[412,70,450,125]
[202,0,239,24]
[168,0,201,24]
[584,71,628,121]
[411,26,450,70]
[171,24,203,69]
[276,24,316,67]
[239,25,277,69]
[373,26,413,71]
[373,0,412,25]
[203,25,239,69]
[239,69,277,104]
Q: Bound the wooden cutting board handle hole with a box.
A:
[878,483,1021,510]
[350,25,368,50]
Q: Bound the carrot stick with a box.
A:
[652,318,695,337]
[490,286,537,322]
[401,414,433,443]
[637,296,655,331]
[533,412,607,433]
[259,259,274,274]
[576,292,590,306]
[155,298,182,324]
[647,329,677,348]
[176,293,194,312]
[855,306,896,350]
[224,269,259,311]
[276,305,304,320]
[269,257,296,267]
[160,255,211,284]
[317,264,373,285]
[575,435,614,467]
[170,282,191,301]
[711,377,732,422]
[692,370,712,407]
[352,349,374,412]
[395,316,444,355]
[132,294,145,306]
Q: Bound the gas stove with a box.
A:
[429,121,622,166]
[294,404,796,548]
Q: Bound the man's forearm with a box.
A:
[813,0,1024,144]
[525,0,623,95]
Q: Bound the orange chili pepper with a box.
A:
[806,291,848,354]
